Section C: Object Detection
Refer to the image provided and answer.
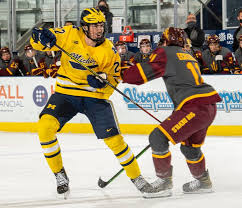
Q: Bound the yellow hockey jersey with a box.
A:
[30,25,121,99]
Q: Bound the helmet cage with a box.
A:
[139,39,152,55]
[0,47,10,56]
[207,34,220,45]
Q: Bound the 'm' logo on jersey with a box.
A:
[69,53,98,70]
[47,104,56,110]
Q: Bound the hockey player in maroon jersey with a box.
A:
[134,39,152,63]
[0,47,26,76]
[121,27,221,198]
[234,35,242,73]
[44,51,61,78]
[22,44,47,76]
[201,34,236,74]
[115,41,135,62]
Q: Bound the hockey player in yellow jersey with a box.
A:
[31,8,154,198]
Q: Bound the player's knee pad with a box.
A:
[149,127,169,154]
[180,145,202,161]
[38,114,60,142]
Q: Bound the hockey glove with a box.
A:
[87,72,107,88]
[31,67,48,77]
[32,28,56,48]
[46,63,60,78]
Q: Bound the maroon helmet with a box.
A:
[162,27,185,47]
[115,40,126,47]
[24,44,33,51]
[0,47,10,56]
[139,38,151,47]
[207,34,220,45]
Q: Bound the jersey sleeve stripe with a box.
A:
[150,54,157,62]
[136,63,148,83]
[6,68,13,75]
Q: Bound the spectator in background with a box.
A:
[22,44,46,76]
[232,9,242,52]
[201,34,235,74]
[134,39,152,63]
[0,46,26,76]
[44,51,61,78]
[115,41,134,62]
[184,14,205,51]
[234,35,242,73]
[97,0,113,33]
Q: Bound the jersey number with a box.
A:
[186,62,204,85]
[113,62,119,73]
[10,62,17,69]
[39,62,45,69]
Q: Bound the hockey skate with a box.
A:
[183,170,213,194]
[131,174,172,198]
[147,175,173,198]
[54,168,70,199]
[141,165,173,198]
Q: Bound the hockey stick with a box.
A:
[54,44,156,188]
[54,44,162,123]
[98,144,150,188]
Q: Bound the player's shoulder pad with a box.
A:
[63,25,80,31]
[51,25,79,35]
[202,48,210,55]
[103,38,118,54]
[103,38,114,47]
[221,46,231,54]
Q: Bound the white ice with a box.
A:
[0,132,242,208]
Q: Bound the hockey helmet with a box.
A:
[115,41,128,55]
[115,40,126,47]
[162,27,185,47]
[139,39,151,48]
[139,38,152,55]
[207,34,220,45]
[0,47,10,56]
[80,8,106,43]
[81,8,105,25]
[24,44,33,51]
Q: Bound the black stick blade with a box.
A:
[98,177,109,188]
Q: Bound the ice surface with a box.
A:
[0,132,242,208]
